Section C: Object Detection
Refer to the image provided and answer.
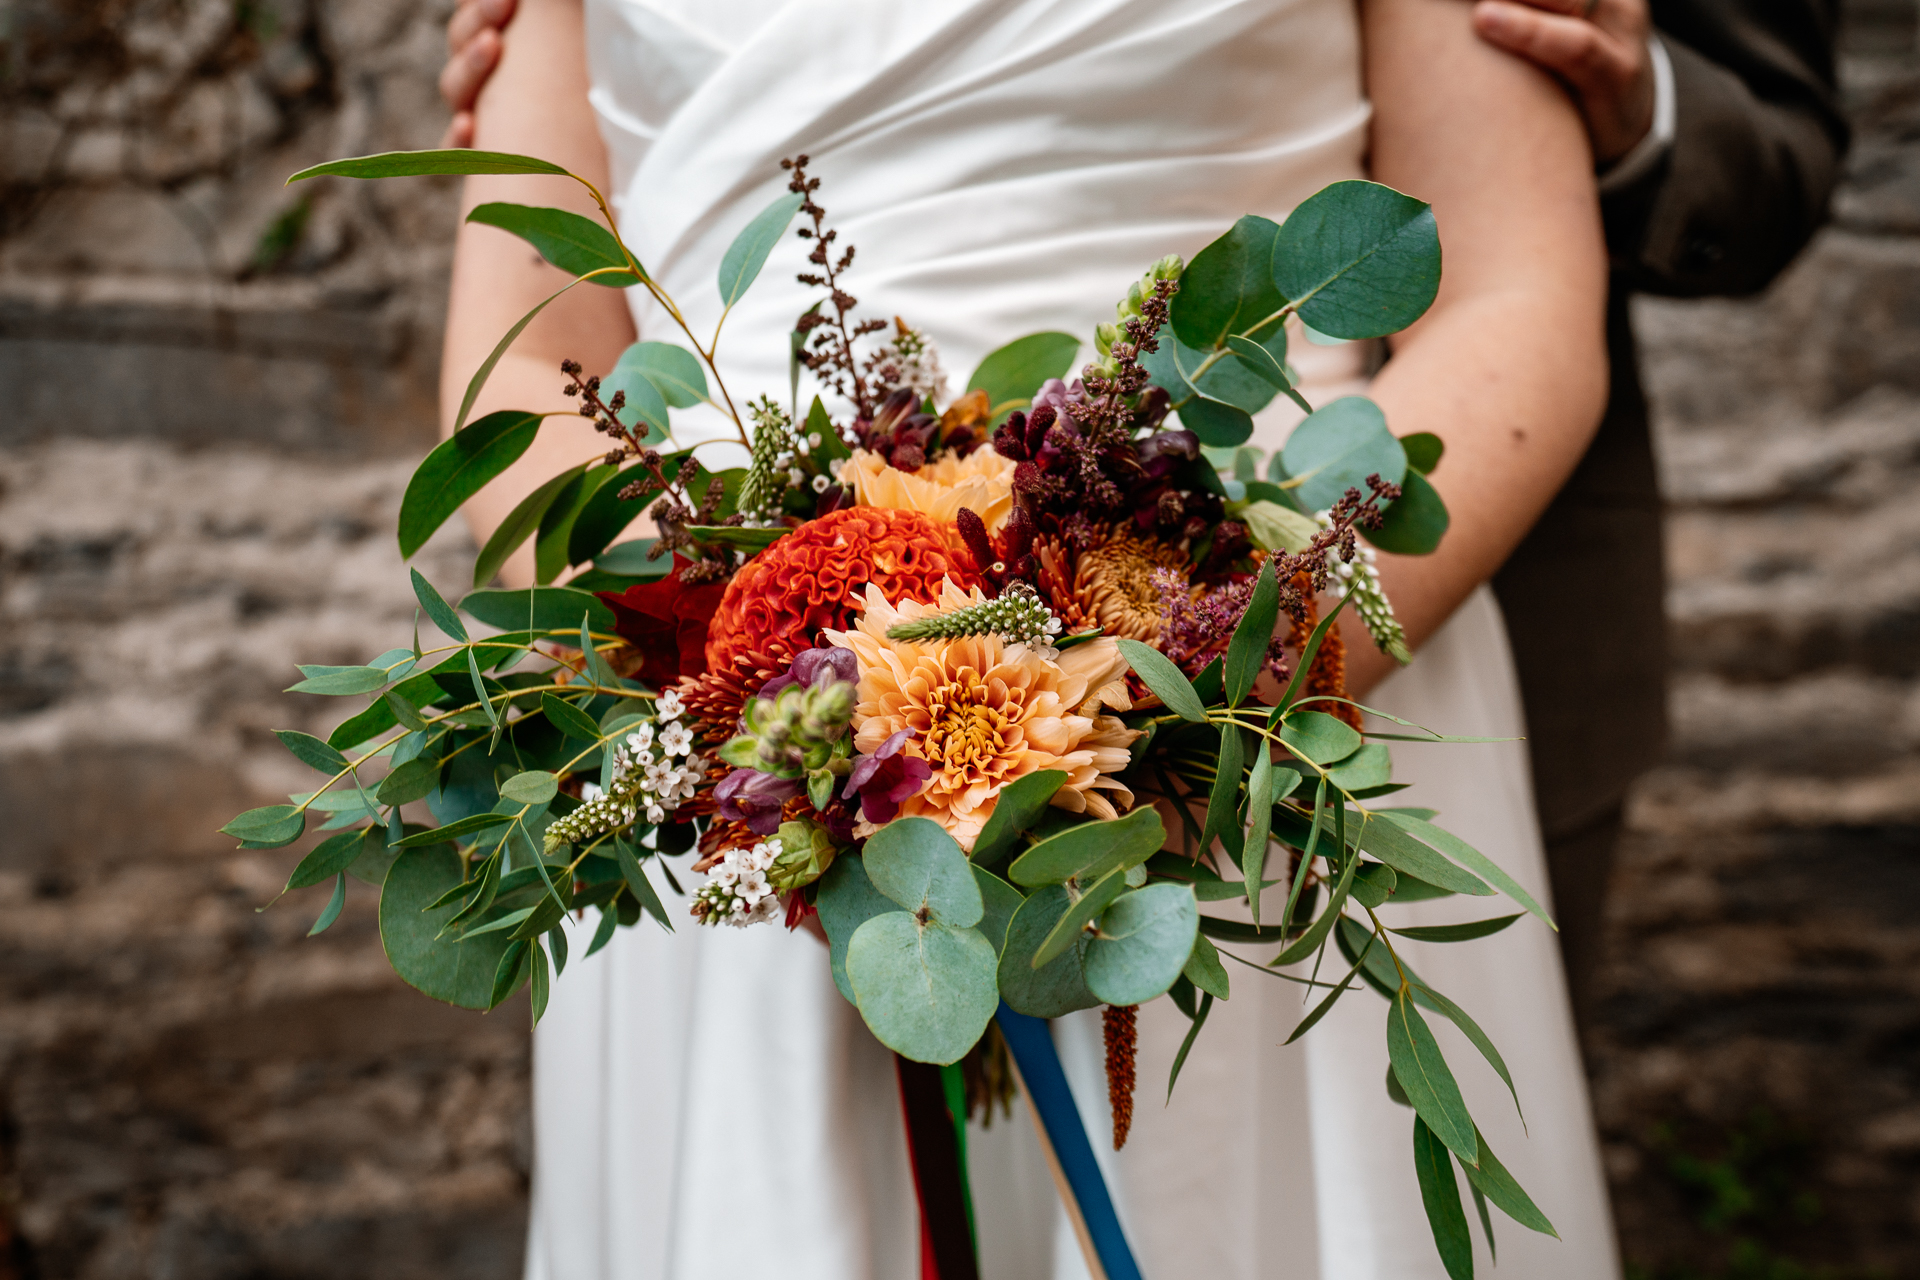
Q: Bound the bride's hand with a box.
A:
[439,0,518,147]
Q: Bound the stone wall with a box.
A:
[1,1,1917,1277]
[0,2,531,1278]
[1596,7,1920,1275]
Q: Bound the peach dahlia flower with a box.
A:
[824,580,1140,850]
[845,445,1018,534]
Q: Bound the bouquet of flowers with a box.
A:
[225,147,1556,1278]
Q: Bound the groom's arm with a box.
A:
[1472,0,1846,297]
[1609,0,1846,297]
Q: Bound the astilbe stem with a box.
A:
[1104,1003,1138,1149]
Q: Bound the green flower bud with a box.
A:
[769,818,839,893]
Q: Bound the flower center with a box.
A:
[923,677,1013,773]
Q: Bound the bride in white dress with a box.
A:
[437,0,1621,1276]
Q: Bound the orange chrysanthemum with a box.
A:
[825,581,1139,850]
[705,507,984,672]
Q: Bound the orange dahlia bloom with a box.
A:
[704,507,983,672]
[825,581,1140,850]
[845,444,1018,534]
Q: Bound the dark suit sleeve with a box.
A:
[1606,0,1847,298]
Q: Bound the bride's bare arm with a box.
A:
[1348,0,1609,694]
[439,0,634,586]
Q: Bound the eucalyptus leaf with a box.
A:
[1344,814,1493,897]
[466,202,639,284]
[376,757,441,806]
[611,340,707,407]
[601,344,675,441]
[972,866,1024,955]
[287,665,389,696]
[381,844,523,1009]
[1387,990,1479,1166]
[997,884,1100,1018]
[847,914,999,1065]
[1084,883,1199,1006]
[1364,468,1450,556]
[474,460,568,584]
[1006,804,1164,888]
[1224,559,1280,706]
[1458,1126,1557,1237]
[1414,1117,1476,1280]
[1175,394,1256,447]
[1272,180,1441,340]
[274,730,348,774]
[594,539,667,577]
[1390,914,1521,944]
[686,525,790,554]
[1115,639,1207,723]
[717,191,804,309]
[970,769,1067,868]
[398,410,542,558]
[966,332,1081,418]
[1032,864,1128,969]
[285,830,370,892]
[222,804,305,847]
[390,812,512,847]
[1281,397,1407,516]
[1401,432,1444,475]
[1183,933,1230,1001]
[1168,989,1215,1099]
[500,770,559,806]
[535,462,617,581]
[289,148,569,182]
[862,817,983,927]
[541,693,604,742]
[614,836,673,932]
[460,586,617,635]
[1415,983,1526,1128]
[816,854,898,1002]
[1280,710,1361,766]
[410,569,469,644]
[489,939,530,1008]
[1378,813,1551,925]
[1327,742,1391,792]
[1171,215,1284,350]
[307,873,347,936]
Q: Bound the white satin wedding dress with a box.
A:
[525,1,1621,1277]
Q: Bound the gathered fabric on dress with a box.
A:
[526,1,1621,1276]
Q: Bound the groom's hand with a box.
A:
[1470,0,1655,166]
[439,0,518,148]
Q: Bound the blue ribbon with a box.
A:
[994,1005,1145,1280]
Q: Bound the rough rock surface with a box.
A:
[1,0,1918,1277]
[1594,11,1920,1276]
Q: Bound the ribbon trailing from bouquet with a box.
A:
[996,1006,1145,1280]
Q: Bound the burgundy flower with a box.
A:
[714,768,803,835]
[843,728,933,825]
[596,562,727,686]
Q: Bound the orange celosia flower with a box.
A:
[704,507,984,672]
[825,581,1139,850]
[845,444,1018,534]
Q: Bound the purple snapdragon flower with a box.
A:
[843,728,933,825]
[714,768,803,835]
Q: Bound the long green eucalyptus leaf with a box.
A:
[289,149,569,182]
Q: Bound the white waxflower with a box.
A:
[656,690,685,722]
[579,781,604,803]
[788,467,805,488]
[627,722,655,750]
[659,721,694,757]
[811,474,831,493]
[807,432,823,450]
[645,803,666,825]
